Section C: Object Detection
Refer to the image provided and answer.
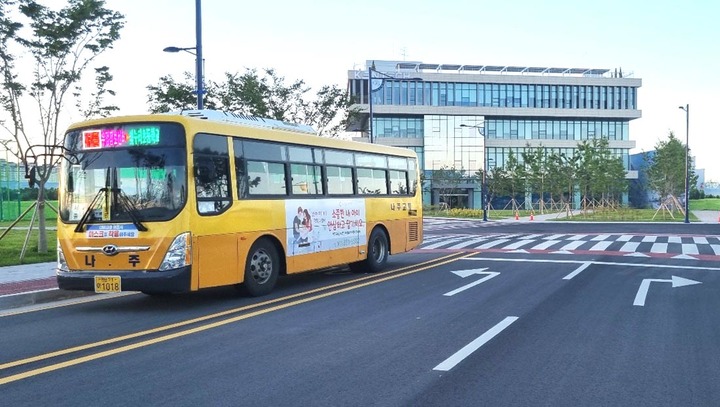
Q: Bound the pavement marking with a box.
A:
[560,240,585,251]
[563,262,593,280]
[682,244,699,255]
[0,252,473,385]
[589,241,612,251]
[531,240,561,250]
[619,242,640,252]
[434,316,518,372]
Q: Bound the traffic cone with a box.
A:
[515,211,519,220]
[530,212,534,221]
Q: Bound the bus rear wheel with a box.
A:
[349,228,389,274]
[241,238,279,296]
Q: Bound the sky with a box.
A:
[48,0,720,179]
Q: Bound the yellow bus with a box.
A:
[56,110,422,296]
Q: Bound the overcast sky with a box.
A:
[74,0,720,180]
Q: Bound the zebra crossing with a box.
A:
[419,232,720,258]
[424,217,503,231]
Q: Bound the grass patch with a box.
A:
[0,200,57,228]
[690,198,720,211]
[0,228,57,266]
[557,208,698,222]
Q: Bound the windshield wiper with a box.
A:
[111,186,148,232]
[74,167,148,233]
[74,187,107,233]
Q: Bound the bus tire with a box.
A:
[241,238,280,296]
[349,228,389,274]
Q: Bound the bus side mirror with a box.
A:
[26,167,36,188]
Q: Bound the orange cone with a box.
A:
[530,212,534,221]
[515,211,519,220]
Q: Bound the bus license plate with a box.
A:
[94,276,121,293]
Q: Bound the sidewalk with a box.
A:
[1,210,719,310]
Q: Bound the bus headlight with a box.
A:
[159,232,192,271]
[57,241,69,272]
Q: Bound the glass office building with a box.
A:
[347,60,641,209]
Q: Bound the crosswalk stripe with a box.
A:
[642,236,658,243]
[560,240,586,251]
[651,243,668,253]
[591,234,611,241]
[620,242,640,252]
[590,241,612,251]
[668,236,682,244]
[531,240,561,250]
[694,237,709,244]
[682,244,699,255]
[476,239,510,249]
[566,234,587,241]
[617,235,633,242]
[504,240,536,250]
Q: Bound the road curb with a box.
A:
[0,289,98,310]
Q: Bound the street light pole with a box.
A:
[679,104,690,224]
[194,0,203,110]
[460,124,488,221]
[368,65,374,143]
[163,0,204,110]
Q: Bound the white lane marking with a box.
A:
[633,276,702,306]
[642,236,658,243]
[563,262,592,280]
[694,237,708,244]
[668,236,682,244]
[651,243,667,253]
[433,316,519,372]
[617,235,633,242]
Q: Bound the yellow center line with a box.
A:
[0,252,470,377]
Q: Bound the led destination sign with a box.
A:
[82,126,160,150]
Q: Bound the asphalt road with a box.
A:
[1,220,719,406]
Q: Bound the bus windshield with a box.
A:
[59,122,187,224]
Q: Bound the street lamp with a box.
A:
[678,104,690,224]
[460,124,488,221]
[163,0,204,110]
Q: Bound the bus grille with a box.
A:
[409,222,419,242]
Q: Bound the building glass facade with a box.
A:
[348,60,641,209]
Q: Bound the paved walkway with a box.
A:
[1,210,719,310]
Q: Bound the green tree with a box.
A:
[430,166,468,209]
[521,145,548,212]
[147,68,355,138]
[576,138,627,209]
[0,0,124,253]
[646,131,697,201]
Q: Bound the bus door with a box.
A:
[193,134,238,288]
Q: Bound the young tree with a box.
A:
[430,165,467,209]
[0,0,124,253]
[147,68,355,138]
[646,131,697,201]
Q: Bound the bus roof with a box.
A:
[169,110,318,135]
[65,110,417,159]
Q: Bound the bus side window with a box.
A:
[194,134,231,215]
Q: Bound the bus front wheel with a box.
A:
[241,238,279,296]
[349,228,389,274]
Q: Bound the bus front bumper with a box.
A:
[57,266,192,293]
